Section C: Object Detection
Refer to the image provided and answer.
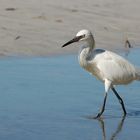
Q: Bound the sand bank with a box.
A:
[0,0,140,56]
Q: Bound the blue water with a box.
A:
[0,50,140,140]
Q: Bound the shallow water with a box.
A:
[0,49,140,140]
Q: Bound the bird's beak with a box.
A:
[62,36,83,48]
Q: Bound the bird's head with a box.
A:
[62,29,93,48]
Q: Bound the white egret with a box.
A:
[62,29,140,118]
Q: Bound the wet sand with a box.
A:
[0,49,139,139]
[0,0,140,56]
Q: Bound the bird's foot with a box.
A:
[93,113,102,119]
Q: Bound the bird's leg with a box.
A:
[111,87,127,116]
[94,80,111,119]
[94,92,108,119]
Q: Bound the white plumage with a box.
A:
[62,29,140,118]
[79,48,139,85]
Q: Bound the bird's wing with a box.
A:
[91,50,136,84]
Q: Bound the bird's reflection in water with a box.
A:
[98,116,126,140]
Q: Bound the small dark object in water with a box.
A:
[125,39,133,48]
[5,8,16,11]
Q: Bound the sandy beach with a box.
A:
[0,0,140,56]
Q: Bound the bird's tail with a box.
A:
[136,66,140,80]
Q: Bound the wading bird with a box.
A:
[62,29,140,118]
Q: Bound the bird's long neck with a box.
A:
[78,36,95,68]
[87,35,95,51]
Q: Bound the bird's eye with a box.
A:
[82,35,85,37]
